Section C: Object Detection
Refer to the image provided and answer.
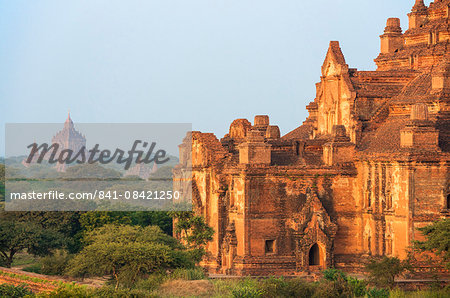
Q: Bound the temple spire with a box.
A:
[64,110,74,129]
[412,0,427,12]
[380,18,404,54]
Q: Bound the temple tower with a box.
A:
[51,113,86,172]
[380,18,404,54]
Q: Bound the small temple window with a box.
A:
[265,240,275,254]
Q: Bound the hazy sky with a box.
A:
[0,1,430,156]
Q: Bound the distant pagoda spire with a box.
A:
[64,110,74,129]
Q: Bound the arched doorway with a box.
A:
[309,243,321,266]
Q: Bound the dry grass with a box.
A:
[157,279,214,297]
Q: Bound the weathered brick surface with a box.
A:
[175,0,450,276]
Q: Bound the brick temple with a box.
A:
[22,113,86,172]
[51,113,86,172]
[175,0,450,275]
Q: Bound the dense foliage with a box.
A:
[1,211,83,253]
[66,224,195,288]
[0,203,173,265]
[415,218,450,269]
[0,283,33,298]
[79,211,172,235]
[365,256,407,289]
[170,211,214,263]
[0,220,63,267]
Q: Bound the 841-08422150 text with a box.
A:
[9,190,181,200]
[97,190,180,200]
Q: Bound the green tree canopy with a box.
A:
[131,211,172,235]
[66,224,194,288]
[0,210,82,253]
[365,256,406,289]
[415,218,450,269]
[79,211,132,232]
[79,211,172,235]
[169,211,214,264]
[0,220,63,267]
[63,164,122,179]
[170,212,214,248]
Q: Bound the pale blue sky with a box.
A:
[0,1,430,156]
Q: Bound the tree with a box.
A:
[66,224,194,288]
[0,221,63,267]
[1,210,172,255]
[79,211,132,232]
[415,218,450,269]
[0,210,83,253]
[131,211,172,235]
[170,212,214,247]
[79,211,172,235]
[63,164,122,179]
[170,212,214,263]
[365,256,406,288]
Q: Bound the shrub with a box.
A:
[415,218,450,270]
[39,286,95,297]
[313,277,353,298]
[322,268,347,281]
[259,276,287,297]
[405,288,450,298]
[170,267,206,280]
[232,278,264,298]
[157,279,213,297]
[0,283,33,298]
[169,212,214,265]
[66,225,195,288]
[388,288,406,298]
[40,285,158,298]
[211,279,235,297]
[321,268,367,297]
[282,278,317,298]
[93,286,158,297]
[170,249,196,269]
[366,256,406,288]
[347,276,367,297]
[134,273,166,291]
[261,277,316,298]
[232,286,264,298]
[41,250,71,275]
[366,287,389,298]
[22,262,42,274]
